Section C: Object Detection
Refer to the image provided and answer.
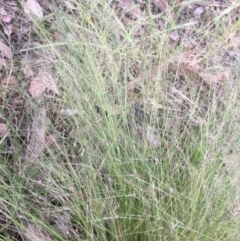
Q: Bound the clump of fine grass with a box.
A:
[0,0,240,240]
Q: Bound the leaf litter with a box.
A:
[0,123,8,137]
[24,0,44,19]
[28,72,59,98]
[0,40,12,59]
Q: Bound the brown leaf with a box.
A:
[4,24,12,36]
[24,0,43,18]
[45,134,57,146]
[28,72,59,98]
[2,75,17,85]
[169,31,180,41]
[64,1,78,10]
[28,79,46,98]
[0,41,12,59]
[194,6,205,18]
[146,126,160,147]
[38,0,50,9]
[38,72,59,94]
[0,57,7,68]
[59,109,78,116]
[131,5,145,19]
[122,0,132,4]
[25,106,46,162]
[0,123,8,137]
[23,66,35,78]
[1,15,12,23]
[201,71,229,84]
[18,23,31,35]
[227,34,240,49]
[154,0,168,11]
[0,7,7,15]
[118,0,133,8]
[6,1,17,6]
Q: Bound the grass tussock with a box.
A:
[0,0,240,240]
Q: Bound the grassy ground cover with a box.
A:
[0,0,240,240]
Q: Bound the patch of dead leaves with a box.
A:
[0,58,7,68]
[59,109,78,116]
[154,0,168,12]
[2,75,17,85]
[45,133,58,146]
[146,125,160,147]
[24,0,44,19]
[0,40,12,59]
[169,31,180,42]
[200,70,229,84]
[0,123,8,137]
[23,66,35,78]
[64,1,79,11]
[28,72,59,98]
[0,5,14,23]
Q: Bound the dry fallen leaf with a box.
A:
[194,6,204,18]
[38,0,50,9]
[0,123,8,137]
[0,7,7,15]
[39,72,59,94]
[146,126,160,147]
[152,0,174,23]
[25,106,46,162]
[64,1,78,10]
[28,72,59,98]
[4,24,13,36]
[24,0,44,18]
[130,4,145,20]
[2,75,17,85]
[45,134,57,146]
[23,66,35,78]
[59,109,78,116]
[154,0,168,12]
[29,79,46,98]
[6,1,17,6]
[0,57,7,68]
[1,15,12,23]
[18,23,31,35]
[200,71,229,84]
[117,0,133,8]
[227,34,240,49]
[0,41,12,59]
[169,31,180,41]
